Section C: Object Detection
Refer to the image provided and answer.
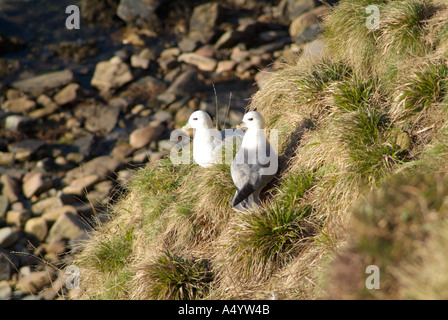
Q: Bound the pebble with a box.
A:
[6,210,31,228]
[53,83,81,106]
[11,69,74,96]
[22,172,52,199]
[1,174,21,203]
[91,56,133,91]
[0,195,9,222]
[178,53,217,72]
[0,227,19,249]
[1,97,36,113]
[24,217,48,242]
[47,211,91,243]
[62,174,100,196]
[42,205,77,223]
[129,124,165,149]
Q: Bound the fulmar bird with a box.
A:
[182,110,244,168]
[231,111,278,210]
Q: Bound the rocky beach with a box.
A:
[0,0,329,299]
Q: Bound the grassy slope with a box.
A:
[72,0,448,299]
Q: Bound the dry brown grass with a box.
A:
[70,0,448,300]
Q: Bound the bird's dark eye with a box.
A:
[193,118,198,120]
[248,118,253,121]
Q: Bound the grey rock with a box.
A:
[31,196,62,215]
[91,57,133,92]
[62,174,99,196]
[8,139,45,161]
[287,0,318,20]
[5,210,31,228]
[72,133,96,158]
[64,155,123,184]
[153,110,173,122]
[157,69,198,106]
[1,97,36,114]
[0,195,9,222]
[294,23,321,44]
[188,2,223,44]
[0,227,19,249]
[36,94,58,110]
[129,124,165,149]
[178,53,217,72]
[47,211,91,243]
[24,217,48,242]
[11,69,74,96]
[130,54,150,69]
[53,83,81,106]
[22,171,52,199]
[16,270,54,295]
[1,174,21,203]
[42,205,77,223]
[84,103,122,134]
[178,38,199,53]
[116,0,167,28]
[289,5,327,40]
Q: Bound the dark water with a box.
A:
[0,0,123,88]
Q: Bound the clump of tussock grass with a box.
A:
[394,60,448,113]
[322,0,384,75]
[330,76,383,112]
[335,106,402,183]
[219,203,318,283]
[295,59,353,109]
[165,164,235,246]
[275,169,316,208]
[378,0,429,58]
[136,250,214,300]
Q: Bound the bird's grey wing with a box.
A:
[231,161,274,208]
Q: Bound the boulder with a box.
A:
[24,217,48,242]
[91,56,133,91]
[11,69,74,96]
[22,172,52,199]
[0,174,21,203]
[1,97,36,114]
[189,2,223,44]
[0,227,19,249]
[129,124,165,149]
[46,211,91,243]
[116,0,167,28]
[178,53,217,72]
[53,83,81,106]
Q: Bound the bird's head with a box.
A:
[182,110,214,131]
[238,111,265,130]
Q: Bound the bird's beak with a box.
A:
[182,122,192,131]
[236,121,248,130]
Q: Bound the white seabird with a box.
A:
[230,111,278,210]
[182,110,244,168]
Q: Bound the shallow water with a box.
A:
[0,0,123,87]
